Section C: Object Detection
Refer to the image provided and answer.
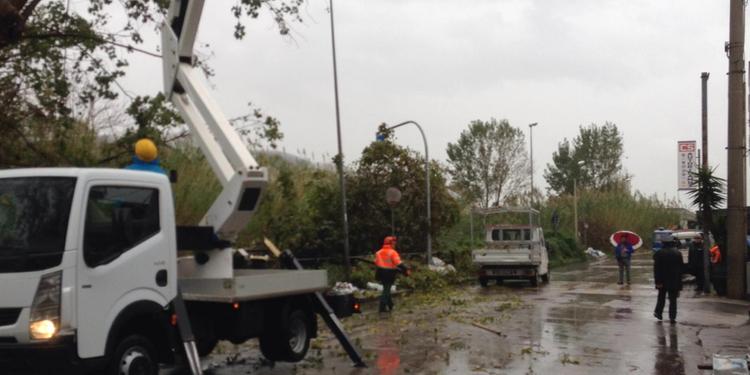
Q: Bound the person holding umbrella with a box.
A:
[610,231,642,286]
[615,238,634,285]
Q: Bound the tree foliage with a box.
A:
[0,0,302,167]
[446,119,528,208]
[544,122,628,195]
[235,138,460,260]
[348,137,460,255]
[687,166,726,211]
[687,166,725,245]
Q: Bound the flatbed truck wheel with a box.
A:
[260,309,311,362]
[529,274,541,287]
[541,272,550,284]
[109,334,158,375]
[479,277,489,287]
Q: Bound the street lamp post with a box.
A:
[573,160,585,243]
[528,123,538,228]
[573,178,578,241]
[328,0,351,276]
[378,121,432,265]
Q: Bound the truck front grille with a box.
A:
[0,308,21,326]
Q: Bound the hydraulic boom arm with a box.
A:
[161,0,267,241]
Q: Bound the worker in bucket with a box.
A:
[126,138,166,174]
[374,236,409,313]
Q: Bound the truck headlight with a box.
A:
[29,271,61,340]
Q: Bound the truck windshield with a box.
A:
[501,229,531,241]
[0,177,76,273]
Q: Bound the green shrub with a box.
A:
[397,267,448,291]
[540,190,679,252]
[545,231,585,267]
[348,263,376,289]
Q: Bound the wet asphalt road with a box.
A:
[201,252,750,375]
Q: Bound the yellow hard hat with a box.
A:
[134,139,158,162]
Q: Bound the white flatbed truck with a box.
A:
[0,1,364,374]
[471,208,550,287]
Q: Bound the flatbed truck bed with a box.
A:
[180,269,328,303]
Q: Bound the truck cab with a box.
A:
[0,168,178,372]
[0,168,329,374]
[471,208,550,287]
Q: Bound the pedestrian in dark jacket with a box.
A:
[687,236,705,292]
[653,240,684,324]
[615,239,634,285]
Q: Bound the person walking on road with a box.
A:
[374,236,408,313]
[687,235,705,292]
[615,238,634,285]
[653,239,684,324]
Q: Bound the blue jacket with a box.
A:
[125,156,166,175]
[615,243,634,258]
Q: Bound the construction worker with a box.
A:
[374,236,408,313]
[710,244,722,264]
[125,138,166,174]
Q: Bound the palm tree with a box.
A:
[687,166,725,233]
[687,166,725,292]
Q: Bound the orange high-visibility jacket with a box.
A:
[375,245,402,269]
[710,245,722,264]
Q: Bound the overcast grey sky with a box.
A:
[121,0,744,204]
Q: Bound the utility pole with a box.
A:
[701,72,711,293]
[573,179,578,243]
[725,0,747,299]
[328,0,352,276]
[529,123,538,229]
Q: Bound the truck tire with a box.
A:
[197,337,218,357]
[529,274,540,287]
[260,309,311,362]
[108,334,158,375]
[479,277,489,287]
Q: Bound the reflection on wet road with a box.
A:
[202,252,750,375]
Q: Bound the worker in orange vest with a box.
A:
[375,236,408,313]
[710,244,722,264]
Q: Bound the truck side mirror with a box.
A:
[169,170,178,183]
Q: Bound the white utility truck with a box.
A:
[0,1,364,374]
[471,208,550,287]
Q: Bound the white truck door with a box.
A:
[76,182,174,359]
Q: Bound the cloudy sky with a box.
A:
[120,0,743,204]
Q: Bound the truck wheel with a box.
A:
[197,337,218,357]
[479,277,489,287]
[109,334,158,375]
[260,309,311,362]
[529,274,540,287]
[541,272,550,284]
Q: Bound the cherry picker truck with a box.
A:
[0,0,365,373]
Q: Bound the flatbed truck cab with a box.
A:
[472,225,550,287]
[0,168,327,374]
[471,208,550,287]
